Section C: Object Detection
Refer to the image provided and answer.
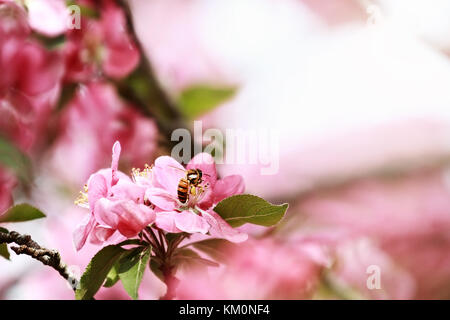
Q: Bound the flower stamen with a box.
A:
[74,184,89,208]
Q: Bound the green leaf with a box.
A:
[178,85,237,119]
[213,194,288,228]
[118,247,151,300]
[0,227,10,260]
[75,245,126,300]
[0,243,10,260]
[0,136,33,184]
[104,265,120,288]
[191,239,237,264]
[66,0,99,18]
[174,248,220,268]
[0,204,46,223]
[33,33,66,50]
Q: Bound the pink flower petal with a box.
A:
[27,0,68,37]
[101,0,139,78]
[0,1,30,36]
[155,211,182,233]
[18,41,64,96]
[110,179,145,203]
[187,153,217,188]
[73,214,96,251]
[174,210,210,234]
[153,156,185,196]
[94,198,120,228]
[103,40,140,79]
[145,187,179,211]
[154,210,209,234]
[87,173,108,210]
[113,201,156,238]
[213,175,245,204]
[111,141,121,186]
[89,225,116,245]
[199,209,248,243]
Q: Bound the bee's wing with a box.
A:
[167,165,187,173]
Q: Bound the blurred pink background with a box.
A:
[2,0,450,299]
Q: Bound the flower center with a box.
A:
[74,184,89,208]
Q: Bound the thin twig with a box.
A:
[0,231,78,291]
[116,0,194,150]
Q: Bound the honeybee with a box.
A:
[170,167,208,204]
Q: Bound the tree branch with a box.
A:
[0,231,78,291]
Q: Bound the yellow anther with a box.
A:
[74,189,89,207]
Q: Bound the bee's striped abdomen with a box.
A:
[177,178,189,203]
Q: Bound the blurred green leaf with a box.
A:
[0,136,33,184]
[191,239,237,264]
[0,227,8,233]
[75,245,126,300]
[66,0,99,18]
[213,194,288,228]
[178,85,237,119]
[33,33,66,50]
[0,204,45,223]
[118,247,151,300]
[0,243,10,260]
[174,248,219,268]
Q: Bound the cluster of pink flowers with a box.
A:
[176,238,329,299]
[63,0,139,82]
[48,82,158,187]
[74,141,247,251]
[0,0,141,154]
[0,0,154,208]
[0,0,64,152]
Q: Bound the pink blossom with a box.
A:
[0,1,30,36]
[64,0,139,82]
[0,1,63,95]
[176,238,327,299]
[0,0,64,152]
[142,153,247,243]
[48,82,158,187]
[292,169,450,299]
[26,0,68,37]
[74,142,156,251]
[15,208,164,299]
